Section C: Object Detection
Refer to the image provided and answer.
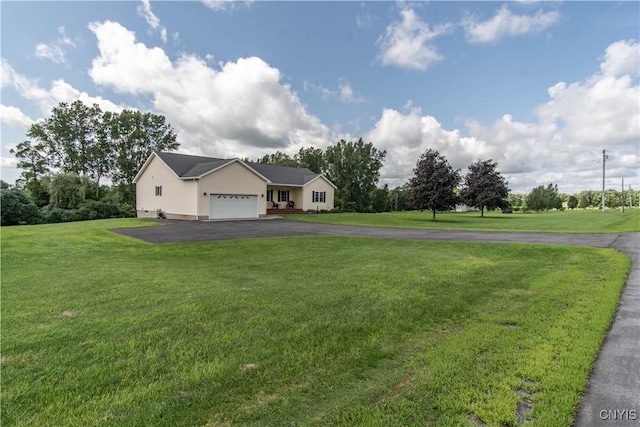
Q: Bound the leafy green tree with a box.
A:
[526,186,546,211]
[389,183,413,211]
[0,188,42,226]
[460,159,510,217]
[27,101,104,182]
[295,147,325,173]
[409,149,461,220]
[372,184,391,213]
[526,183,562,211]
[109,109,179,190]
[48,173,94,210]
[10,140,50,185]
[323,138,386,212]
[24,179,51,208]
[577,190,597,209]
[257,151,299,167]
[567,195,578,209]
[605,189,620,208]
[16,102,178,204]
[10,140,53,206]
[507,193,526,212]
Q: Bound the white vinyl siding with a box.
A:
[299,177,335,211]
[136,156,197,216]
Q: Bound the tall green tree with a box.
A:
[109,109,179,187]
[372,184,391,213]
[323,138,386,212]
[27,101,104,179]
[10,140,50,183]
[409,149,460,221]
[12,100,179,210]
[22,101,114,198]
[526,183,562,211]
[460,159,510,217]
[256,151,299,167]
[295,147,325,173]
[10,140,51,206]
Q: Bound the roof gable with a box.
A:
[302,174,338,189]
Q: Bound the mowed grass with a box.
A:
[1,219,631,426]
[286,208,640,233]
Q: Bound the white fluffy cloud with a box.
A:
[365,107,481,187]
[34,26,76,64]
[88,20,330,159]
[2,59,123,116]
[377,6,452,71]
[464,5,561,44]
[600,39,640,77]
[0,105,34,129]
[366,39,639,193]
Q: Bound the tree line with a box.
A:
[2,97,512,224]
[4,100,634,226]
[2,100,178,225]
[12,100,178,205]
[507,187,640,212]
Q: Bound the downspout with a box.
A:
[195,179,199,221]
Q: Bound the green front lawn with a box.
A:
[286,208,640,233]
[1,219,631,426]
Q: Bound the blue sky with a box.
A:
[1,1,638,194]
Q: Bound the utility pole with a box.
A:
[601,149,608,212]
[621,178,624,213]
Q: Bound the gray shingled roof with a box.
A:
[155,152,324,186]
[156,152,229,177]
[245,162,319,186]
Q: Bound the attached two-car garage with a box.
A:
[209,194,258,220]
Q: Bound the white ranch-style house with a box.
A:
[134,152,336,220]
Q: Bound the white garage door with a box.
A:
[210,194,258,220]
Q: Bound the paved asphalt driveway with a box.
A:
[112,219,639,426]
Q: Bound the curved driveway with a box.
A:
[113,219,639,426]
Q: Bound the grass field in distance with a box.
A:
[286,208,640,234]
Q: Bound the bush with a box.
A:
[117,203,136,218]
[1,189,43,226]
[41,199,136,224]
[42,207,71,223]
